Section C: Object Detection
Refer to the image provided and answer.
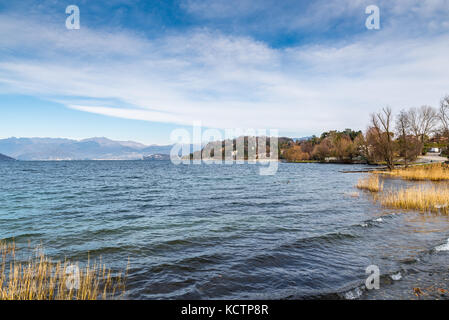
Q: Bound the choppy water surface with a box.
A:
[1,161,449,299]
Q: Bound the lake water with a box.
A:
[1,161,449,299]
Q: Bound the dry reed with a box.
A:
[356,174,383,192]
[378,163,449,181]
[379,185,449,213]
[0,242,127,300]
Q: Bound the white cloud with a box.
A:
[0,8,448,136]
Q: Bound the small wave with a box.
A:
[435,238,449,252]
[358,217,384,227]
[391,272,402,281]
[339,269,404,299]
[279,231,358,251]
[148,238,195,252]
[1,233,43,242]
[150,253,224,273]
[343,286,364,300]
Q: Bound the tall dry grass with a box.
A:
[0,242,127,300]
[379,163,449,181]
[379,185,449,214]
[356,174,383,192]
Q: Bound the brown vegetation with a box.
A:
[369,107,396,170]
[356,174,383,192]
[380,185,449,213]
[192,94,449,164]
[358,164,449,213]
[0,242,127,300]
[378,163,449,181]
[283,145,310,161]
[283,95,449,165]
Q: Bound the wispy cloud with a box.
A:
[0,0,449,135]
[182,0,449,37]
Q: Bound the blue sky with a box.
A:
[1,0,449,144]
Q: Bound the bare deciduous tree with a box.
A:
[396,110,410,167]
[408,105,439,144]
[370,107,396,170]
[439,95,449,137]
[395,110,421,167]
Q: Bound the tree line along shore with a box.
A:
[281,94,449,167]
[193,94,449,166]
[342,94,449,215]
[350,94,449,214]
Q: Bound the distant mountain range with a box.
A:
[0,137,186,160]
[0,153,15,161]
[292,136,314,142]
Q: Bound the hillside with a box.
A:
[0,137,176,160]
[190,136,293,160]
[0,153,15,161]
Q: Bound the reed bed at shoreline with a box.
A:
[356,174,383,192]
[376,163,449,181]
[379,186,449,213]
[355,167,449,213]
[0,242,127,300]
